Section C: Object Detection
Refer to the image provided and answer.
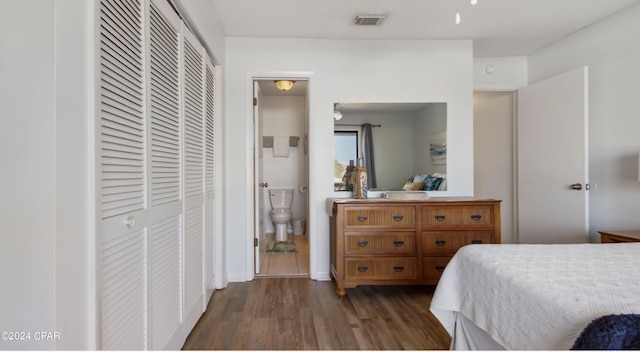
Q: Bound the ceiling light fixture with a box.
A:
[333,103,343,121]
[455,12,461,24]
[274,80,295,91]
[470,0,478,5]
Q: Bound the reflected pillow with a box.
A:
[425,176,444,191]
[412,174,428,183]
[402,181,426,191]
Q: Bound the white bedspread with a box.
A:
[430,243,640,350]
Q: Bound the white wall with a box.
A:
[0,2,56,349]
[474,92,516,243]
[1,1,94,349]
[225,38,473,281]
[528,3,640,241]
[473,56,528,90]
[261,96,307,232]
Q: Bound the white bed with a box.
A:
[429,243,640,350]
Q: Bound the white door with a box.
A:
[148,1,183,349]
[517,66,589,243]
[182,24,206,330]
[98,0,148,348]
[204,59,216,297]
[254,81,266,273]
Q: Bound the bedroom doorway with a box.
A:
[475,66,589,244]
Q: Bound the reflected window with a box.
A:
[334,131,358,190]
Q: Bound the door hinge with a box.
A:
[254,238,258,247]
[253,97,257,106]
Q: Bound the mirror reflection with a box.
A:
[333,102,447,191]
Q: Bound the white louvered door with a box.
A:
[98,0,148,349]
[147,0,184,349]
[204,58,216,296]
[181,25,206,330]
[98,0,214,349]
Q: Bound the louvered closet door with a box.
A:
[147,0,184,349]
[204,58,216,295]
[182,25,206,330]
[98,0,148,349]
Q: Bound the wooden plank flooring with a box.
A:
[183,278,451,350]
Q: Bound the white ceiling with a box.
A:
[210,0,639,57]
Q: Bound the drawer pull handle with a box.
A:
[435,265,446,272]
[393,266,404,272]
[392,215,404,221]
[357,266,368,273]
[392,240,405,247]
[470,215,482,221]
[357,240,369,247]
[435,215,446,221]
[357,215,368,222]
[435,240,446,246]
[471,239,483,244]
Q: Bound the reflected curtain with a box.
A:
[361,123,377,189]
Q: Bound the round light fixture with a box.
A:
[274,80,295,91]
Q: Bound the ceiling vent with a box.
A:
[354,14,385,26]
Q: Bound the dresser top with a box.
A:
[327,197,501,214]
[598,230,640,241]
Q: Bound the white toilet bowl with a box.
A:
[270,208,292,241]
[268,188,294,242]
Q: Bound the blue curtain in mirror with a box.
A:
[361,123,377,189]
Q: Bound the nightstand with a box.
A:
[598,231,640,243]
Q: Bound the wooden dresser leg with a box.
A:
[336,288,346,299]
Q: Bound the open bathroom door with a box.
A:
[254,81,266,273]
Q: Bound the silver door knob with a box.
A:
[570,183,582,190]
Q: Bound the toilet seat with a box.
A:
[270,208,292,218]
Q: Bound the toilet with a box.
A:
[268,188,293,241]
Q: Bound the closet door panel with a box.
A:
[98,0,148,349]
[182,25,205,330]
[148,0,184,349]
[101,228,148,350]
[204,59,216,293]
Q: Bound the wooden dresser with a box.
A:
[599,230,640,243]
[329,198,501,298]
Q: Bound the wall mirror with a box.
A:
[333,102,447,192]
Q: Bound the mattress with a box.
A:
[429,243,640,350]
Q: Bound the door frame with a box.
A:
[244,71,313,281]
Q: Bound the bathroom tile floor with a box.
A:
[257,233,309,277]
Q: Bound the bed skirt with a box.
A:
[451,312,505,350]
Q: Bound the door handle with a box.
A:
[570,183,582,190]
[261,182,269,188]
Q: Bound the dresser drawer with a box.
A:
[422,256,452,280]
[422,231,494,254]
[344,207,415,229]
[422,206,494,229]
[345,257,417,280]
[344,232,416,255]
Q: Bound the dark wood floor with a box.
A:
[183,278,451,350]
